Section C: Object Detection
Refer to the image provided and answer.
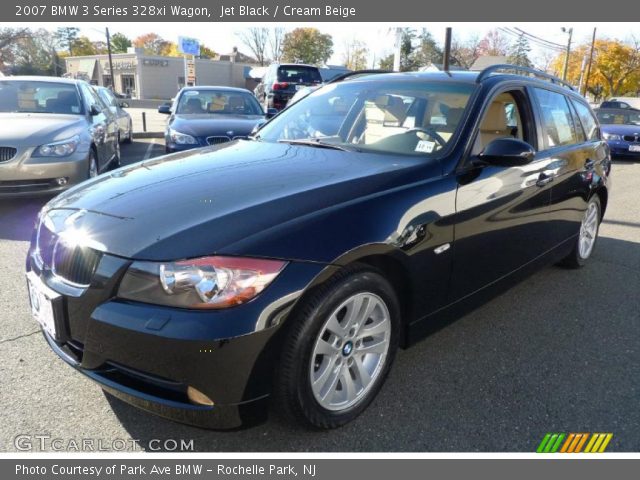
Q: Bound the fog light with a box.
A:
[187,386,214,406]
[55,177,68,186]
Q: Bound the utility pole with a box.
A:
[105,28,115,91]
[583,27,597,97]
[393,27,402,72]
[561,27,573,82]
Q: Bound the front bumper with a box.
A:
[606,141,640,158]
[0,145,90,197]
[27,249,327,429]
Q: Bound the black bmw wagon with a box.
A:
[26,65,611,429]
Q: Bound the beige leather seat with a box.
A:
[473,101,513,153]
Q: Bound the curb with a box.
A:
[132,132,164,139]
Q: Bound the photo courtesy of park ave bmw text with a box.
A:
[0,0,639,477]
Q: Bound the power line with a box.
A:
[499,27,565,53]
[513,27,565,49]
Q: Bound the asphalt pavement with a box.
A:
[0,146,638,452]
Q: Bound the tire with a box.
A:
[112,138,121,169]
[558,195,601,268]
[123,121,133,144]
[274,266,400,429]
[87,150,98,179]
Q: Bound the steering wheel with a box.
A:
[403,127,447,147]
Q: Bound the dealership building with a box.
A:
[64,48,257,100]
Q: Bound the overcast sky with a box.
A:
[39,22,640,66]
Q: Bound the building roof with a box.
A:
[470,56,508,71]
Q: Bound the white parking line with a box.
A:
[143,138,157,161]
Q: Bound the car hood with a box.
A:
[44,140,431,261]
[0,112,86,146]
[169,114,265,137]
[601,123,640,135]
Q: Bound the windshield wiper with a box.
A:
[278,138,355,151]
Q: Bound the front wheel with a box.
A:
[559,195,601,268]
[274,267,400,429]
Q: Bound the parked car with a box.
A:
[595,107,640,158]
[158,86,273,153]
[26,66,610,430]
[600,97,640,110]
[0,76,120,196]
[94,86,133,144]
[254,63,323,111]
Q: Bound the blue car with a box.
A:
[595,108,640,158]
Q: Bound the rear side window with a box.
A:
[533,88,579,148]
[572,100,600,141]
[277,66,322,84]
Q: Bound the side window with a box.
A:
[79,84,101,113]
[572,100,600,141]
[533,88,578,148]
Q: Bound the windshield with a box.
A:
[258,80,476,156]
[597,110,640,126]
[176,90,263,115]
[0,80,83,114]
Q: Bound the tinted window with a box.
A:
[277,66,322,84]
[259,80,476,156]
[0,80,83,114]
[533,88,578,148]
[97,88,117,107]
[572,100,600,140]
[596,109,640,126]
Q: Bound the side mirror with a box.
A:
[119,101,129,108]
[477,138,535,167]
[89,104,102,116]
[158,103,171,115]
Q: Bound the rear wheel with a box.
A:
[123,121,133,144]
[559,195,601,268]
[274,267,400,429]
[87,150,98,179]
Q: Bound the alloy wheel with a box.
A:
[309,292,391,411]
[578,201,599,259]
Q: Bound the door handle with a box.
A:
[536,173,554,187]
[584,158,596,170]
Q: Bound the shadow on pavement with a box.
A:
[105,236,640,452]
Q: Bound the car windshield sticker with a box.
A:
[415,140,435,153]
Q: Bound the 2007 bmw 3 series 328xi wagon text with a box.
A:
[26,66,611,430]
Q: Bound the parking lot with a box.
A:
[0,142,639,452]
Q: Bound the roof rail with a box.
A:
[328,69,392,84]
[476,64,575,91]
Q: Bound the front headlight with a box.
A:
[603,133,622,141]
[168,128,197,145]
[118,256,287,309]
[33,135,80,157]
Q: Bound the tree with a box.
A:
[0,27,29,72]
[342,38,368,70]
[507,34,532,67]
[70,36,97,56]
[478,29,509,56]
[281,28,333,65]
[199,45,217,59]
[269,28,285,63]
[412,29,443,68]
[550,38,640,97]
[54,27,79,55]
[379,28,416,72]
[450,34,481,69]
[9,29,63,76]
[110,32,131,53]
[133,33,170,55]
[237,28,269,66]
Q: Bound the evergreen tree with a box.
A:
[507,35,532,68]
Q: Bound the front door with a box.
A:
[450,88,555,301]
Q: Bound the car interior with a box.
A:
[471,92,524,155]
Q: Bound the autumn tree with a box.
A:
[450,34,481,69]
[110,32,131,53]
[71,36,97,56]
[550,38,640,97]
[237,28,269,65]
[281,28,333,65]
[199,45,217,59]
[342,38,368,70]
[133,33,170,55]
[478,29,509,56]
[0,27,29,72]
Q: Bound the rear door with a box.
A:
[529,87,605,248]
